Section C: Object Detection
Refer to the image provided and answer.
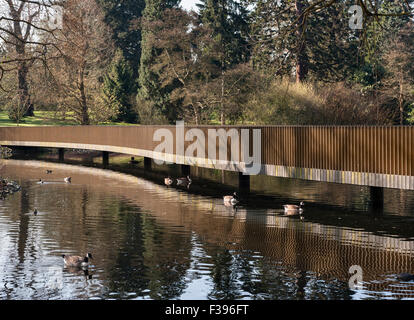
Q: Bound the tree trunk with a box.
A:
[193,105,199,125]
[78,67,90,125]
[18,62,33,117]
[15,37,33,117]
[399,75,404,125]
[220,70,225,125]
[295,0,308,83]
[12,6,34,117]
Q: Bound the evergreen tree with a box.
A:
[250,0,359,82]
[97,0,146,75]
[97,0,146,122]
[196,0,251,123]
[137,0,181,124]
[250,0,294,76]
[305,2,360,82]
[102,50,138,123]
[197,0,250,67]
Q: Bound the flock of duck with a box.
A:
[164,175,306,215]
[29,169,414,282]
[32,171,304,270]
[37,169,71,185]
[0,179,21,199]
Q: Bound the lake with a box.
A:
[0,158,413,300]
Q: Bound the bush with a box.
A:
[6,95,28,124]
[245,79,393,125]
[245,79,323,125]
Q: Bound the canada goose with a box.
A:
[164,177,174,186]
[64,177,71,183]
[62,253,93,268]
[46,170,53,174]
[224,192,239,206]
[177,176,191,185]
[283,201,304,214]
[397,273,414,281]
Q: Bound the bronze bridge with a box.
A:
[1,125,414,191]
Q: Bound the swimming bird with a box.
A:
[33,208,38,216]
[177,176,191,185]
[46,170,53,174]
[38,179,44,184]
[224,192,239,206]
[64,177,71,183]
[164,177,174,186]
[397,273,414,281]
[62,253,93,268]
[283,201,304,214]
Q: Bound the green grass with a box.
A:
[0,111,138,127]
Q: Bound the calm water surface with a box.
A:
[0,159,414,300]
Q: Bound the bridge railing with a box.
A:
[1,125,413,189]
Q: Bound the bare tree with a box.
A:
[381,21,414,124]
[143,8,257,125]
[0,0,61,117]
[45,0,113,125]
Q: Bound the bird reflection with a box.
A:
[64,266,93,280]
[177,176,192,189]
[224,202,239,214]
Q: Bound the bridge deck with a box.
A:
[1,125,413,190]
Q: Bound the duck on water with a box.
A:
[62,253,93,268]
[223,192,240,206]
[283,201,304,215]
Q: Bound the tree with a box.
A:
[197,0,250,123]
[249,0,414,83]
[96,0,145,76]
[47,0,114,125]
[143,8,258,124]
[136,0,181,124]
[250,0,360,82]
[381,21,414,124]
[102,49,138,123]
[0,0,61,117]
[294,0,308,83]
[139,8,209,124]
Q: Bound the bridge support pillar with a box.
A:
[238,172,250,194]
[181,164,190,176]
[144,157,152,170]
[369,186,384,215]
[102,151,109,167]
[58,148,65,162]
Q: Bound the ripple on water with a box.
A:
[1,162,414,300]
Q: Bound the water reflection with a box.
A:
[0,160,413,300]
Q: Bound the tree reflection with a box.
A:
[104,207,192,299]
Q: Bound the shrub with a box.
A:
[245,79,393,125]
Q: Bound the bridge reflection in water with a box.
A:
[1,160,413,299]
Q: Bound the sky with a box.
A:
[180,0,201,11]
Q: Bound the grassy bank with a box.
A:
[0,111,138,127]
